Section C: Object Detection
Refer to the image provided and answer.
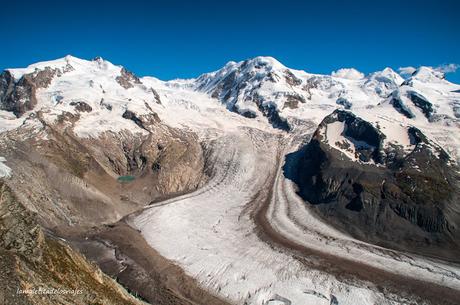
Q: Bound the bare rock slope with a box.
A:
[0,181,146,305]
[288,109,460,260]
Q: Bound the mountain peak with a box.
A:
[5,55,122,81]
[411,66,445,82]
[379,67,398,76]
[367,67,403,86]
[243,56,285,69]
[6,55,86,80]
[381,67,395,73]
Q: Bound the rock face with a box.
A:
[335,97,352,109]
[0,68,60,117]
[0,181,145,305]
[116,67,142,89]
[288,110,460,260]
[150,88,162,104]
[387,88,437,120]
[121,109,160,131]
[407,90,434,119]
[70,101,93,112]
[389,90,416,118]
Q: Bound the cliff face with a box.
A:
[0,181,146,305]
[288,110,460,260]
[0,67,63,117]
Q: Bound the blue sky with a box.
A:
[1,0,459,82]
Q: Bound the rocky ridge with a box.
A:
[288,109,460,260]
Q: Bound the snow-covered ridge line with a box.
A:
[1,55,460,162]
[5,54,457,85]
[6,55,121,81]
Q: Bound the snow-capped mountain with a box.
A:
[191,57,422,120]
[190,57,408,129]
[182,57,460,161]
[0,55,164,137]
[362,67,404,98]
[2,55,459,161]
[293,109,460,258]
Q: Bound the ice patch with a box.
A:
[325,121,375,162]
[0,157,12,178]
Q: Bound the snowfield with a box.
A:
[0,156,12,178]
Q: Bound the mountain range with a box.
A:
[1,55,460,305]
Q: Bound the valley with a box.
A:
[1,55,459,304]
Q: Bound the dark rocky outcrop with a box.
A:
[70,101,93,112]
[283,94,306,109]
[122,110,160,131]
[259,104,290,131]
[0,71,15,105]
[116,68,142,89]
[407,90,434,119]
[0,67,58,117]
[100,98,113,110]
[252,94,290,131]
[286,110,460,261]
[335,97,352,109]
[389,91,415,118]
[151,88,162,104]
[235,107,257,119]
[284,70,302,86]
[209,70,238,101]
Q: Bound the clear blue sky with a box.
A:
[1,0,459,83]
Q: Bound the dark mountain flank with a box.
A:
[286,110,460,261]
